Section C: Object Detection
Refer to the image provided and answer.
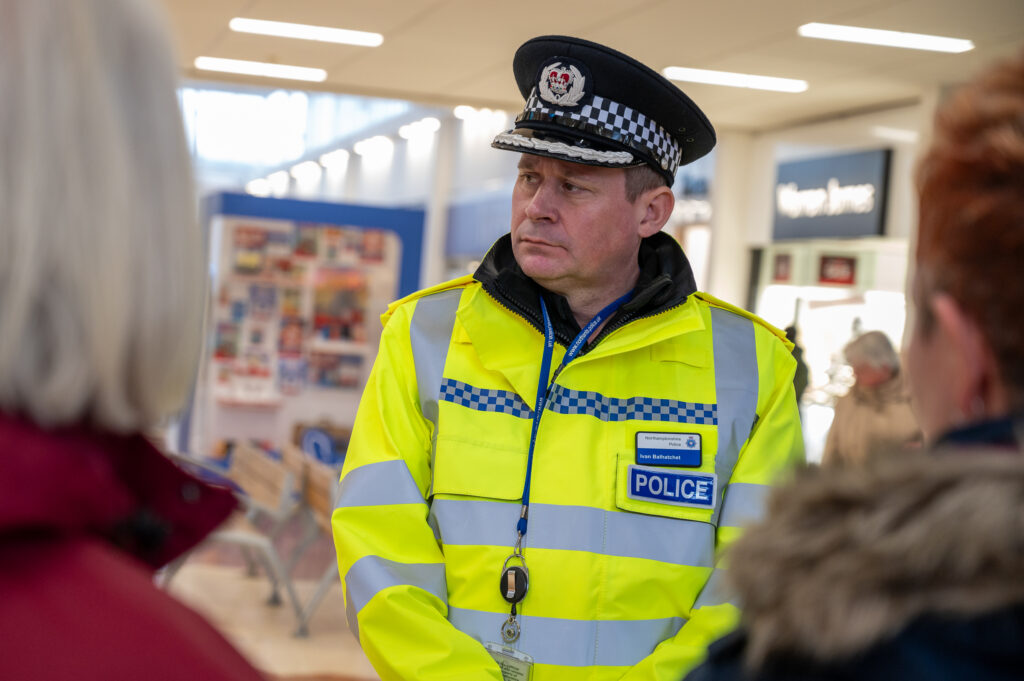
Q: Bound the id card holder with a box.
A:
[485,641,534,681]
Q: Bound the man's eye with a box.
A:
[563,182,581,192]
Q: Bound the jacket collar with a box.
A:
[473,231,697,349]
[936,413,1024,449]
[0,413,236,569]
[728,449,1024,667]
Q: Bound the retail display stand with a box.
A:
[181,192,424,457]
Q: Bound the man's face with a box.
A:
[852,363,892,389]
[510,154,648,297]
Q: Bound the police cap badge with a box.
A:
[492,35,716,185]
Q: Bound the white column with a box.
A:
[706,130,755,305]
[420,117,456,287]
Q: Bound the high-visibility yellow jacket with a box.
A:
[333,234,803,681]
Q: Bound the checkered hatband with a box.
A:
[517,88,684,173]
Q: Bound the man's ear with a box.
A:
[931,293,997,417]
[637,186,674,238]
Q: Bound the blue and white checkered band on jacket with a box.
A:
[518,87,684,172]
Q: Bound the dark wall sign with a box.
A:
[773,149,891,240]
[818,255,857,285]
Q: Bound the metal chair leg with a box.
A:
[293,562,340,637]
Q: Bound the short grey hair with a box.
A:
[844,331,901,374]
[0,0,204,432]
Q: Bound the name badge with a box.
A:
[627,464,717,510]
[635,432,701,467]
[485,642,534,681]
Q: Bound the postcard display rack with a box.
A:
[187,193,424,456]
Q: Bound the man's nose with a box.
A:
[524,180,557,222]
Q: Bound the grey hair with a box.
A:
[0,0,204,432]
[844,331,901,373]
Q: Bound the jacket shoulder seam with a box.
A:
[381,276,475,326]
[694,292,790,347]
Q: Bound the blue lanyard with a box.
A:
[516,291,632,539]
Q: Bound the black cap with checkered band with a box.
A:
[492,35,716,185]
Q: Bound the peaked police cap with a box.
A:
[492,35,716,185]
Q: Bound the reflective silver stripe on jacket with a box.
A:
[709,307,758,526]
[691,568,735,609]
[448,606,686,667]
[718,481,771,528]
[344,556,447,639]
[408,289,462,493]
[335,459,426,508]
[429,498,715,567]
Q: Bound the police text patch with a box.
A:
[627,465,717,510]
[635,431,701,467]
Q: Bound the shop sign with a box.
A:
[818,255,857,285]
[773,149,891,240]
[672,198,712,224]
[772,253,792,282]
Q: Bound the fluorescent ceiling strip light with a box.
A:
[662,66,807,93]
[798,22,973,53]
[871,126,919,144]
[229,17,383,47]
[194,57,327,82]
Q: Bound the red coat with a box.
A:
[0,414,266,680]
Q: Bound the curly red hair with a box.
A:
[916,49,1024,402]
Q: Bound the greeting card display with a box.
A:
[233,226,267,274]
[209,218,392,408]
[189,195,419,459]
[313,268,367,343]
[309,352,363,389]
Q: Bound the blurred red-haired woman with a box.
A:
[683,48,1024,681]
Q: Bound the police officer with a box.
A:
[332,35,804,681]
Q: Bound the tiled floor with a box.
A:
[168,561,378,681]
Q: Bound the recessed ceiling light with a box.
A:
[399,117,441,140]
[662,67,807,93]
[798,23,973,53]
[319,149,350,169]
[229,17,383,47]
[290,161,323,182]
[353,136,394,158]
[194,57,327,82]
[245,178,271,197]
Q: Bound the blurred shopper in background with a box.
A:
[821,330,920,465]
[684,48,1024,681]
[0,0,264,678]
[783,326,809,408]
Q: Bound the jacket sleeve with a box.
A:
[331,301,502,681]
[619,328,805,680]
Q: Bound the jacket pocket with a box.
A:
[432,434,526,501]
[614,448,718,525]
